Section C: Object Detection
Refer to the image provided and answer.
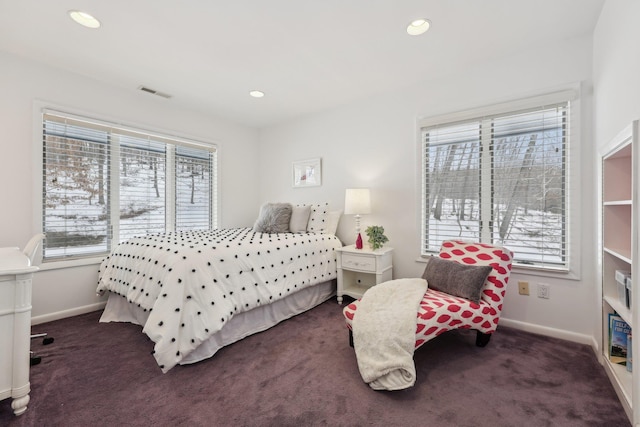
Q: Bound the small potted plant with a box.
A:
[365,225,389,250]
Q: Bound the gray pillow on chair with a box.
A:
[422,256,493,303]
[253,203,293,233]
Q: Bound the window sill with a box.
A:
[40,256,104,271]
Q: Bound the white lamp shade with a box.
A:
[344,188,371,215]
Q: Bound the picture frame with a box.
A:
[292,158,322,188]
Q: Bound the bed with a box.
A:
[96,203,343,372]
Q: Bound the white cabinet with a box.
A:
[336,245,393,304]
[0,248,37,416]
[600,121,639,425]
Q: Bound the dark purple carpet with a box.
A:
[0,298,630,426]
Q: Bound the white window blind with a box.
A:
[42,110,217,261]
[117,136,167,242]
[175,145,216,231]
[421,101,569,270]
[42,116,111,258]
[424,122,483,246]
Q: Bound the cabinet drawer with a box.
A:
[341,253,376,272]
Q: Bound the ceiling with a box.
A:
[0,0,604,129]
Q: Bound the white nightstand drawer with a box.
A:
[341,253,376,272]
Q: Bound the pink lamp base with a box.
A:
[355,233,363,249]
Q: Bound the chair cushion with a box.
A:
[421,256,492,303]
[414,289,499,347]
[343,288,499,349]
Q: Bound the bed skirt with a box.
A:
[100,279,336,366]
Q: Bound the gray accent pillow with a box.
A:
[422,256,493,303]
[253,203,293,233]
[289,205,312,233]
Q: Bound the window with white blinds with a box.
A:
[421,98,569,270]
[42,110,217,261]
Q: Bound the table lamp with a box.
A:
[344,188,371,249]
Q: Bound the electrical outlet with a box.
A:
[518,281,529,295]
[537,283,550,299]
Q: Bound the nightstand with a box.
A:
[336,245,393,304]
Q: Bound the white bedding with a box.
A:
[97,228,342,372]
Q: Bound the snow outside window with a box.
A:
[421,101,569,270]
[41,110,217,261]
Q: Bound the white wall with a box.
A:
[258,35,597,342]
[594,0,640,141]
[593,0,640,349]
[0,51,261,322]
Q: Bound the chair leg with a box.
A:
[30,352,41,366]
[349,329,354,348]
[30,333,54,366]
[476,331,492,347]
[31,333,54,345]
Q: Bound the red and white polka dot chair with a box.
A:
[343,240,514,349]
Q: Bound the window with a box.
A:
[420,92,574,270]
[41,110,217,261]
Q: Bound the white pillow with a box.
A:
[326,210,342,235]
[289,205,312,233]
[298,202,329,233]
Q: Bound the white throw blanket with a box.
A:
[352,278,428,391]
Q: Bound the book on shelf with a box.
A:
[609,313,631,366]
[627,333,633,372]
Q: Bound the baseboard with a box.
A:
[499,317,593,346]
[31,304,596,347]
[31,302,106,325]
[589,335,602,362]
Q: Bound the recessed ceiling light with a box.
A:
[249,90,265,98]
[69,10,101,29]
[407,18,430,36]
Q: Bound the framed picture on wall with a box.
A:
[292,158,322,188]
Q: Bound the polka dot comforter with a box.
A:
[97,228,342,372]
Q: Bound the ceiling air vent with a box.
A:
[138,86,172,99]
